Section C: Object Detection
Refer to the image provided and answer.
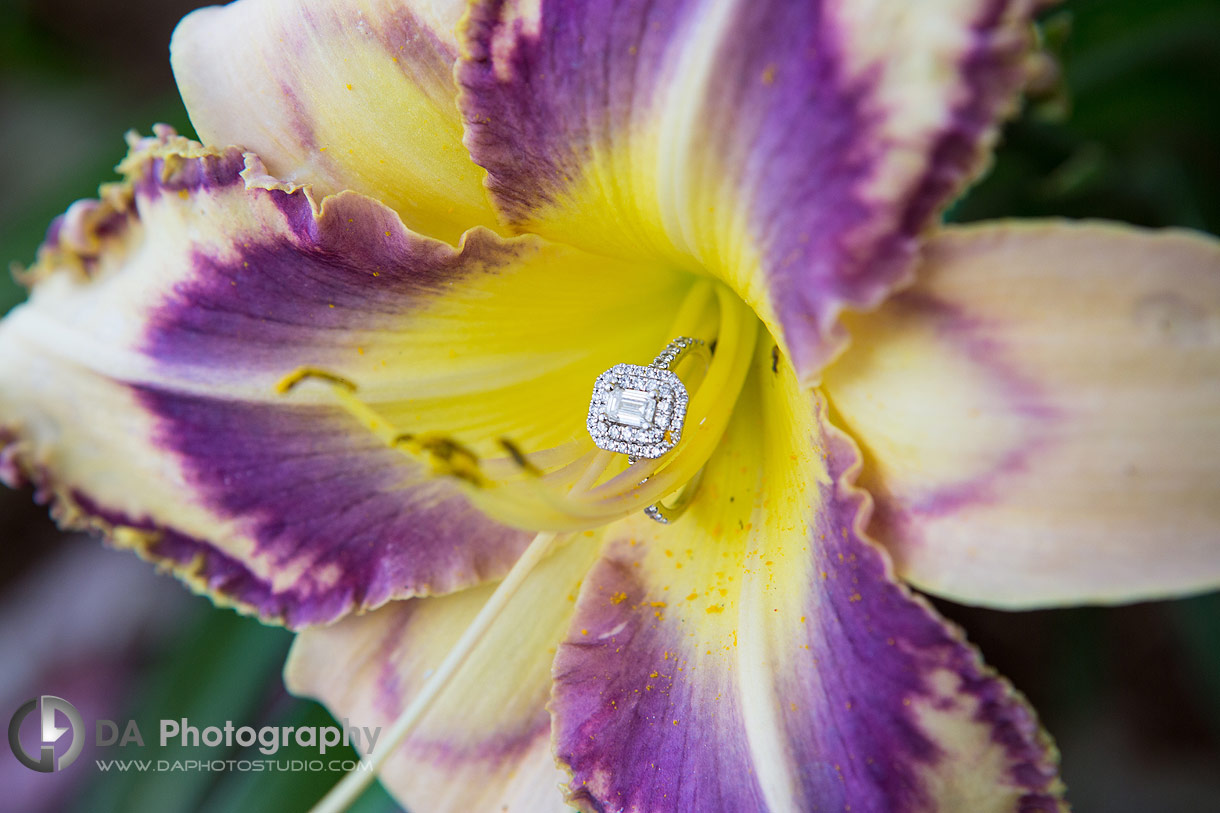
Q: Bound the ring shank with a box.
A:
[651,337,711,376]
[641,336,711,524]
[643,465,707,524]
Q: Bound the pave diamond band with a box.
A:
[642,464,707,525]
[587,337,711,523]
[650,336,711,374]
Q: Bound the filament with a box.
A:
[307,531,562,813]
[275,278,754,532]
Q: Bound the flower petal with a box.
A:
[459,0,1038,379]
[0,129,681,627]
[822,221,1220,608]
[171,0,499,244]
[550,341,1063,812]
[285,531,602,812]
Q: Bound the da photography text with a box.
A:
[8,695,381,774]
[110,717,381,756]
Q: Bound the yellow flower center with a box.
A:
[276,277,758,533]
[481,279,757,530]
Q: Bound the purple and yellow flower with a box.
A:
[2,0,1219,811]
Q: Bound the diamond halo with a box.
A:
[586,363,689,459]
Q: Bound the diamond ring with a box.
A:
[586,337,711,523]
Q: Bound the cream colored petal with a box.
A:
[172,0,499,243]
[285,532,603,812]
[823,220,1220,607]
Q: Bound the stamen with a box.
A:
[489,437,591,479]
[581,284,753,500]
[275,367,591,487]
[276,367,357,394]
[571,449,617,493]
[307,531,563,813]
[274,278,754,533]
[497,437,542,476]
[665,277,718,340]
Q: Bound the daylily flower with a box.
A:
[2,0,1218,810]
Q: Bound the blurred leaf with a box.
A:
[951,0,1220,231]
[200,701,400,813]
[69,608,292,813]
[0,0,196,316]
[1169,594,1220,735]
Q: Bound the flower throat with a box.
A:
[275,278,755,533]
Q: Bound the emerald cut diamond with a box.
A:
[604,387,658,428]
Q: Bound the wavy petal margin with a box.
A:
[550,339,1064,812]
[459,0,1038,381]
[172,0,500,244]
[286,532,602,812]
[823,220,1220,607]
[0,128,678,627]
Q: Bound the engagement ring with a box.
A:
[586,337,711,523]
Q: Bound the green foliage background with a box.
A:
[0,0,1217,811]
